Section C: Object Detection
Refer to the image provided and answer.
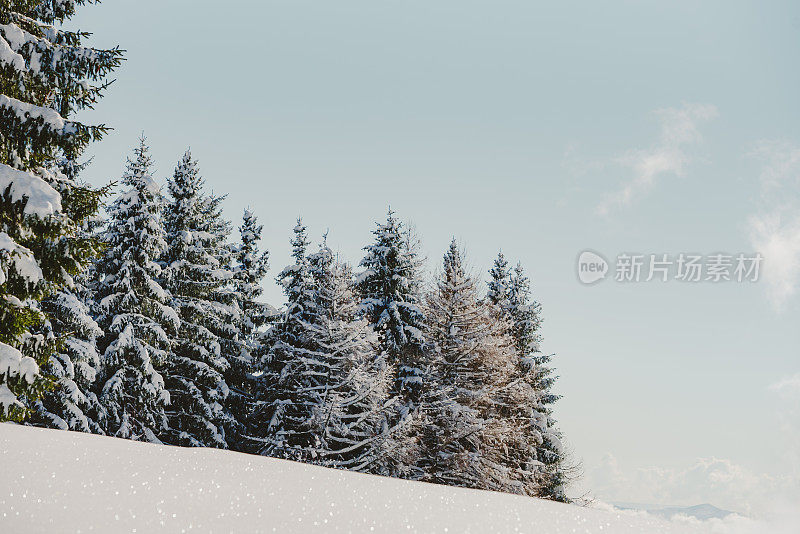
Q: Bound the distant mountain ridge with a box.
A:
[613,502,736,520]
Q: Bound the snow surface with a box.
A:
[0,163,62,217]
[0,94,67,131]
[0,232,44,284]
[0,32,26,72]
[0,424,739,534]
[0,342,40,413]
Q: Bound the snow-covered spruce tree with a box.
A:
[0,2,121,421]
[486,252,569,501]
[30,158,108,433]
[419,240,518,491]
[253,228,403,472]
[233,208,273,346]
[160,150,239,448]
[94,139,177,442]
[507,262,569,501]
[356,210,426,401]
[33,279,105,432]
[227,208,274,450]
[486,251,511,312]
[301,241,399,473]
[250,218,319,458]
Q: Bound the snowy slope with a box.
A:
[0,424,723,533]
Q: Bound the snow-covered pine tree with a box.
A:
[200,191,243,364]
[160,150,239,448]
[30,158,108,433]
[251,218,319,459]
[419,240,517,491]
[253,227,404,472]
[507,262,568,501]
[227,208,274,450]
[94,138,177,443]
[486,251,511,312]
[33,278,105,433]
[233,209,272,346]
[486,251,569,500]
[356,210,426,400]
[301,241,399,473]
[0,1,121,421]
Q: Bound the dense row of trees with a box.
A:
[0,0,571,501]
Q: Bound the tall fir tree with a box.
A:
[419,240,519,491]
[356,210,426,400]
[31,278,105,433]
[486,251,511,312]
[160,150,238,448]
[227,208,273,450]
[508,262,568,501]
[30,159,107,433]
[0,1,121,421]
[302,241,398,472]
[487,252,569,501]
[253,228,404,472]
[94,138,177,442]
[250,218,319,458]
[233,209,273,346]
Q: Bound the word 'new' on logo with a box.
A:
[577,250,609,284]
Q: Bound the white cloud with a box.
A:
[581,377,800,526]
[596,103,717,216]
[750,140,800,193]
[748,212,800,309]
[584,454,789,516]
[746,141,800,310]
[770,373,800,394]
[590,500,796,534]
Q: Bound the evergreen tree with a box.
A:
[486,251,511,312]
[253,227,403,472]
[226,209,273,451]
[356,210,426,400]
[94,138,177,442]
[0,1,121,421]
[486,251,569,501]
[233,209,273,346]
[160,150,238,448]
[30,158,110,433]
[31,282,105,433]
[419,240,518,491]
[507,262,568,501]
[303,241,397,472]
[251,218,319,458]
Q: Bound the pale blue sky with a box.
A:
[70,0,800,511]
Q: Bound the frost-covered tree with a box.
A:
[227,208,274,450]
[254,229,403,472]
[30,159,107,433]
[507,262,568,501]
[356,210,426,399]
[94,139,177,442]
[233,209,272,346]
[419,240,517,491]
[32,280,105,433]
[0,1,121,421]
[486,251,511,312]
[160,150,239,448]
[250,219,319,458]
[486,252,569,500]
[303,242,398,472]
